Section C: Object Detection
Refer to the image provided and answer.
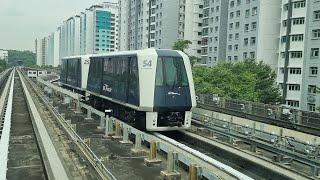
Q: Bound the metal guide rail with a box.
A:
[20,70,117,180]
[192,112,320,177]
[197,94,320,136]
[34,73,252,180]
[0,69,11,92]
[0,70,14,180]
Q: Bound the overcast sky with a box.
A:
[0,0,117,51]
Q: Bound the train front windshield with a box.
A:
[155,57,189,87]
[154,56,192,113]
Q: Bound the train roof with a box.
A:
[62,49,183,60]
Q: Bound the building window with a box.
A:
[312,29,320,39]
[244,38,248,46]
[287,100,300,108]
[308,85,317,94]
[234,44,239,51]
[228,45,232,51]
[250,37,256,45]
[289,68,302,74]
[230,1,235,8]
[252,7,258,16]
[235,33,239,40]
[250,52,255,59]
[292,18,305,25]
[234,56,238,61]
[251,22,257,30]
[229,23,233,29]
[228,56,232,61]
[291,51,303,58]
[315,11,320,20]
[311,48,319,57]
[229,34,233,40]
[236,10,241,17]
[308,104,316,112]
[243,52,248,59]
[245,9,250,18]
[291,34,304,42]
[237,0,241,5]
[245,24,249,32]
[230,12,234,19]
[310,67,318,76]
[235,22,240,29]
[288,84,300,91]
[293,1,306,8]
[281,36,287,43]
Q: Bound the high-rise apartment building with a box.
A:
[119,0,203,57]
[277,0,320,111]
[36,37,48,67]
[79,3,119,55]
[60,16,81,58]
[202,0,281,69]
[201,0,229,64]
[36,2,119,67]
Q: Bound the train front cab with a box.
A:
[145,50,196,131]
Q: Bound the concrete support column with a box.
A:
[131,133,145,154]
[247,103,253,114]
[144,141,162,166]
[189,164,199,180]
[112,121,122,139]
[97,115,106,130]
[297,111,302,125]
[85,108,93,121]
[63,96,70,105]
[311,166,319,177]
[229,117,234,144]
[160,151,181,179]
[104,115,114,138]
[220,98,226,108]
[252,122,256,136]
[250,143,257,153]
[135,133,142,149]
[120,125,132,144]
[74,99,82,114]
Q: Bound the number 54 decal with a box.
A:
[142,60,152,69]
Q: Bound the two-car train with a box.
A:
[60,49,196,131]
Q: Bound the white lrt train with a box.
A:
[60,49,196,131]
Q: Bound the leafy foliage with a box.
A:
[172,40,192,52]
[0,60,7,72]
[7,50,36,67]
[193,59,281,104]
[173,40,202,67]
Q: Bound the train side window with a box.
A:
[128,56,139,105]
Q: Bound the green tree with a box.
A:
[173,40,202,67]
[7,50,36,67]
[172,40,192,52]
[0,60,7,72]
[193,59,280,104]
